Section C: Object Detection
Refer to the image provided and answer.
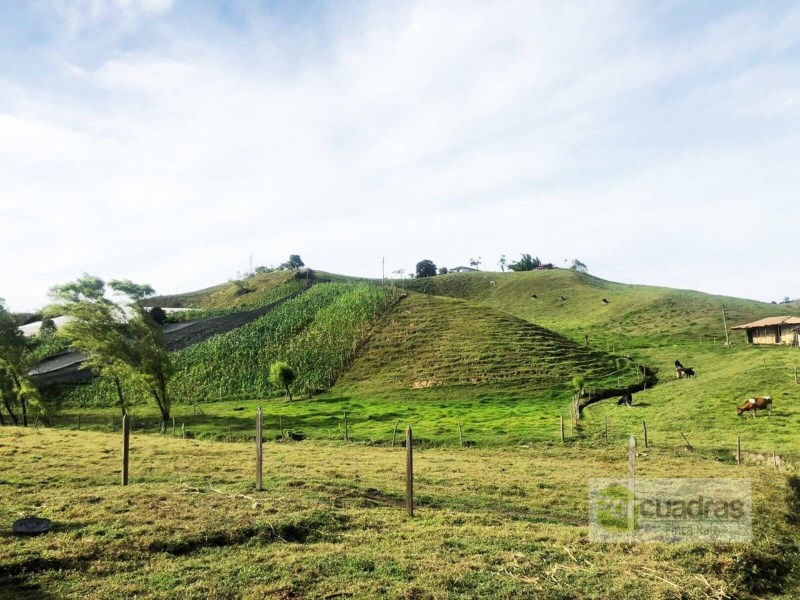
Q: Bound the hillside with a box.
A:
[338,292,639,395]
[143,270,299,309]
[60,283,397,407]
[406,269,798,347]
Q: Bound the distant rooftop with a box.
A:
[731,316,800,330]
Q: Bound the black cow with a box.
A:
[617,392,633,406]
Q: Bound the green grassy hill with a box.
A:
[143,270,298,309]
[338,292,639,396]
[406,269,798,347]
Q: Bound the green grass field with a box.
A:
[9,268,800,598]
[1,428,798,599]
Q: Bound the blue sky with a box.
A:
[1,0,799,311]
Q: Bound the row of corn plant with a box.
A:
[57,283,397,407]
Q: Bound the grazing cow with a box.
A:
[674,360,684,370]
[490,280,496,286]
[601,298,610,304]
[531,294,538,299]
[675,367,696,379]
[617,392,633,406]
[737,396,772,417]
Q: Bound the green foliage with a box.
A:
[149,306,167,325]
[38,316,57,336]
[278,254,305,270]
[571,374,586,394]
[415,259,437,278]
[507,253,541,271]
[269,361,296,401]
[60,283,395,407]
[570,259,588,273]
[0,298,43,424]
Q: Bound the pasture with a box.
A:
[1,428,798,599]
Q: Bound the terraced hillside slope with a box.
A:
[406,269,797,347]
[339,292,639,395]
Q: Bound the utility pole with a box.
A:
[382,257,385,287]
[722,303,730,347]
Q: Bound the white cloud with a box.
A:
[1,1,799,310]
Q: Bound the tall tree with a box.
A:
[0,298,40,426]
[110,280,173,431]
[507,254,541,272]
[469,257,482,270]
[50,276,134,416]
[415,259,437,278]
[570,259,588,273]
[498,255,507,272]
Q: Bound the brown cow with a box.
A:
[737,396,772,417]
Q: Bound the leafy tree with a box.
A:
[469,257,482,270]
[507,254,541,272]
[498,255,507,272]
[0,298,41,426]
[51,276,135,417]
[50,275,174,427]
[438,266,448,275]
[570,259,588,273]
[254,265,273,275]
[269,361,296,401]
[278,255,305,270]
[149,306,167,325]
[110,280,173,430]
[38,316,57,336]
[415,259,437,278]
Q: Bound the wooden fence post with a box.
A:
[560,416,565,443]
[392,420,400,447]
[121,414,130,486]
[772,449,778,471]
[642,420,648,448]
[344,412,349,442]
[458,422,463,447]
[181,423,185,439]
[736,434,741,465]
[406,426,414,517]
[256,408,263,492]
[77,415,80,430]
[627,435,636,535]
[795,367,798,384]
[171,417,176,436]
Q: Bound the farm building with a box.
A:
[448,266,478,273]
[731,316,800,346]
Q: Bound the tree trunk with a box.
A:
[2,399,18,425]
[285,384,293,402]
[0,410,5,425]
[21,397,28,427]
[113,377,127,416]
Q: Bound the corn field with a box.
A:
[60,283,397,407]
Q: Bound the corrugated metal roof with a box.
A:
[731,316,800,330]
